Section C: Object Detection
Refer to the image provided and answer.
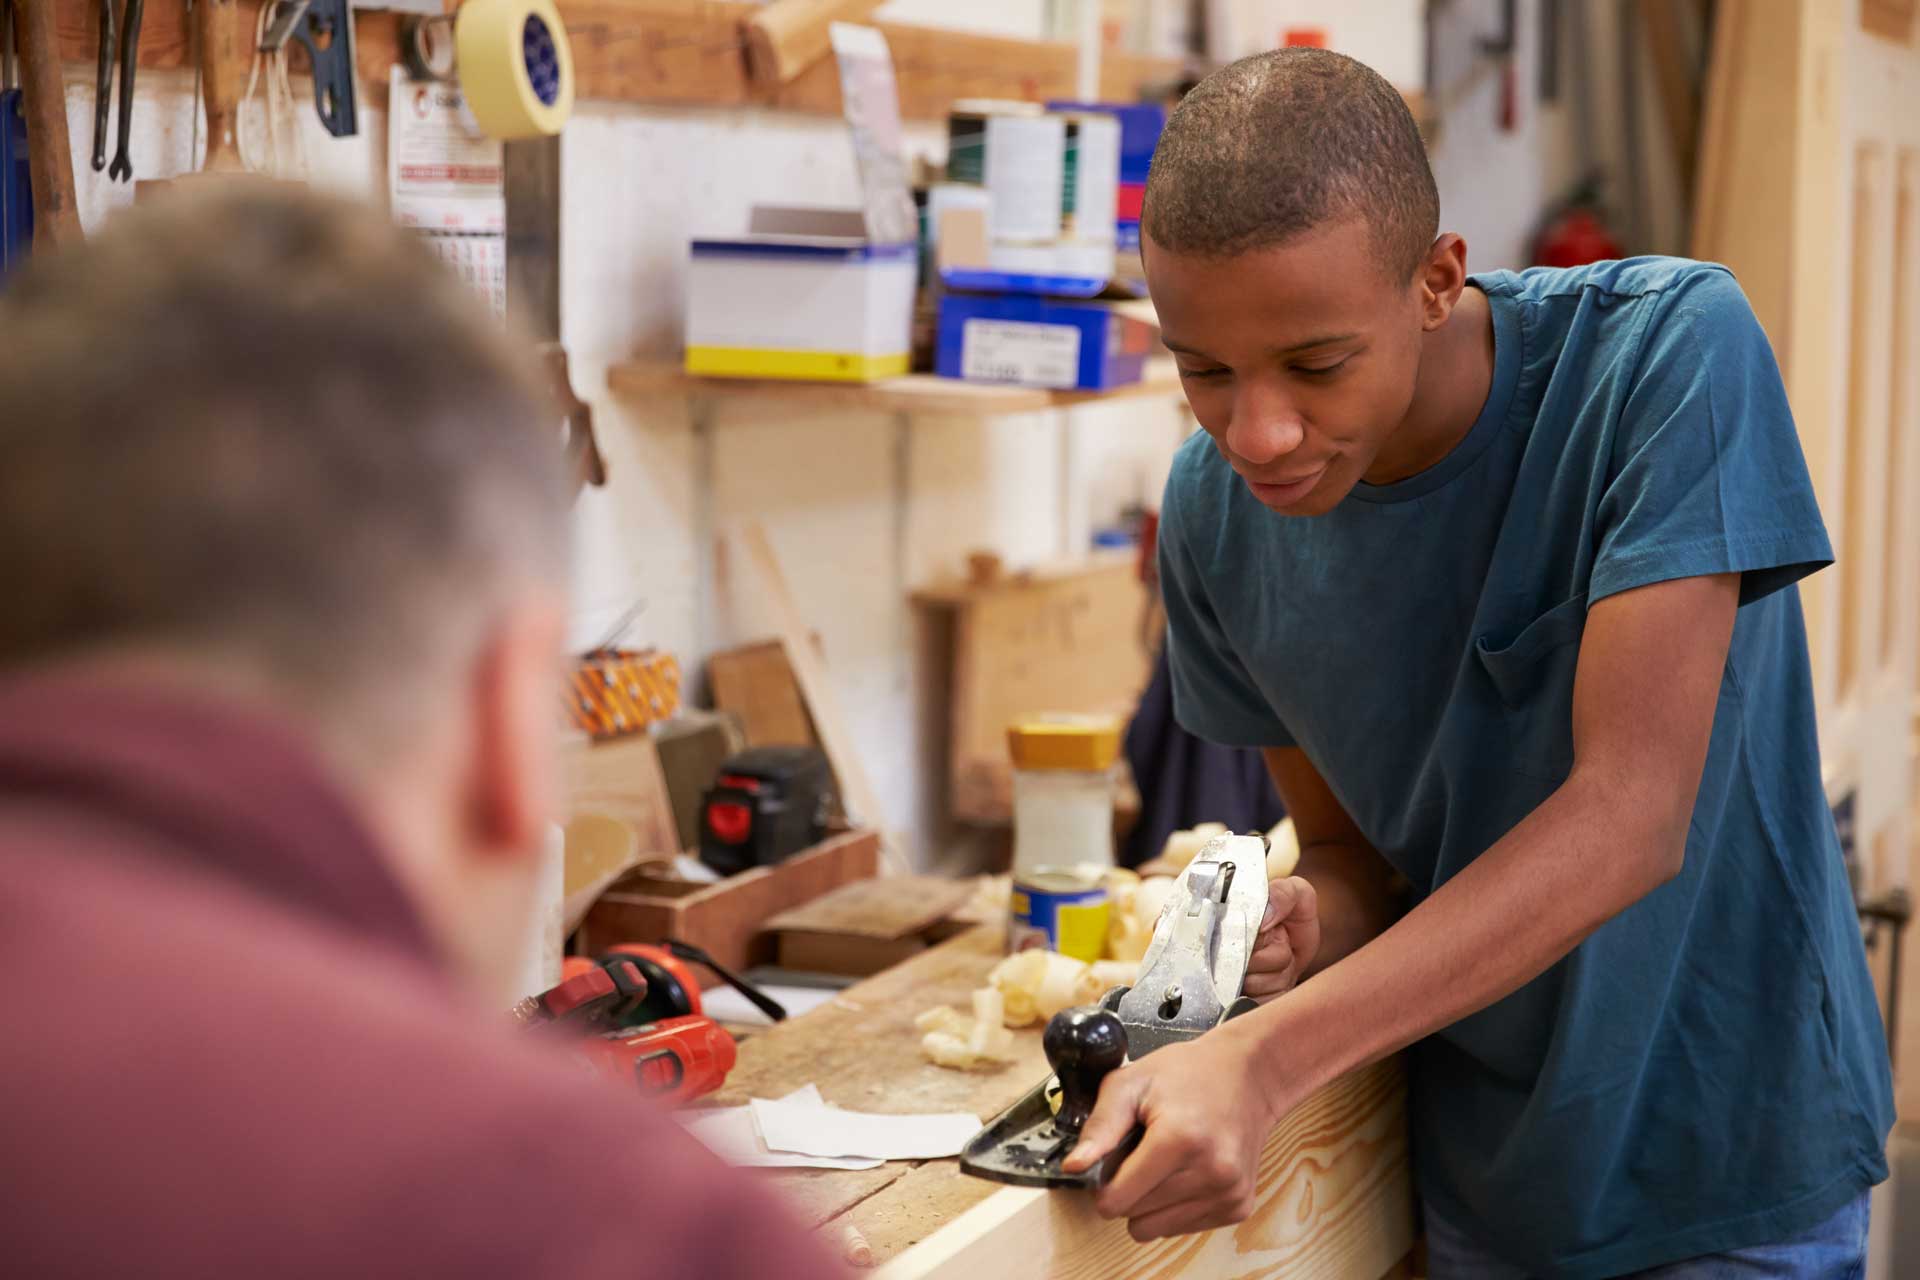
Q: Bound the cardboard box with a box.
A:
[935,291,1158,391]
[685,206,916,383]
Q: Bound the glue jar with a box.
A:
[1007,717,1121,875]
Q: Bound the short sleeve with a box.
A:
[1591,268,1833,608]
[1157,468,1294,748]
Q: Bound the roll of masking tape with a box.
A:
[455,0,574,139]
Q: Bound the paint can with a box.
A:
[1009,865,1110,962]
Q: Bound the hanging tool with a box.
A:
[106,0,144,182]
[1,1,31,275]
[90,0,114,172]
[260,0,357,138]
[960,833,1270,1188]
[12,0,79,239]
[522,958,737,1106]
[195,0,245,171]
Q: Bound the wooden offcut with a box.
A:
[742,0,884,86]
[710,640,819,748]
[764,874,974,975]
[578,827,879,971]
[562,732,681,858]
[916,558,1150,823]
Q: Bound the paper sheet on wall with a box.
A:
[387,67,506,316]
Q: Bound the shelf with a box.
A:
[53,0,1184,123]
[606,358,1185,416]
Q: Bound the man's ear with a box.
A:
[467,596,567,863]
[1417,233,1469,330]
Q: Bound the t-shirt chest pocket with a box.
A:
[1471,595,1588,781]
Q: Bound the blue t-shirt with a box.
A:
[1159,259,1893,1277]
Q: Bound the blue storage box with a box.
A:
[936,292,1157,391]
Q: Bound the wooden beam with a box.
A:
[50,0,1182,121]
[736,521,904,873]
[873,1056,1412,1279]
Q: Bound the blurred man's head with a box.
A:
[1143,48,1468,515]
[0,184,569,996]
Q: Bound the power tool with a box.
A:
[960,832,1271,1188]
[522,957,735,1106]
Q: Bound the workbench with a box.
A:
[705,923,1414,1277]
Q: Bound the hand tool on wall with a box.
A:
[196,0,245,171]
[12,0,79,240]
[261,0,357,137]
[106,0,143,182]
[1,3,30,273]
[961,832,1270,1189]
[90,0,114,172]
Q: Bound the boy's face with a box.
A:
[1145,217,1435,516]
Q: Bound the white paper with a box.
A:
[387,67,506,317]
[680,1086,884,1171]
[961,318,1082,389]
[749,1093,981,1161]
[387,68,504,232]
[700,983,842,1027]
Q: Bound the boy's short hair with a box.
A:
[0,183,567,751]
[1143,48,1440,282]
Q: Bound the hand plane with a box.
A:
[959,832,1271,1188]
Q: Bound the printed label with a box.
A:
[960,318,1081,388]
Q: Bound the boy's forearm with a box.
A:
[1232,769,1686,1100]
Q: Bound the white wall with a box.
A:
[52,7,1182,867]
[54,0,1607,863]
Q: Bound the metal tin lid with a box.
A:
[1006,717,1122,771]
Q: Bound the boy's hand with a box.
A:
[1061,1022,1293,1241]
[1246,876,1319,1000]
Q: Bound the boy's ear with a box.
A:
[1418,234,1469,329]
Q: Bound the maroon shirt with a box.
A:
[0,675,847,1279]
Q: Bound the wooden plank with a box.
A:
[873,1057,1412,1278]
[49,0,1182,122]
[1691,0,1802,350]
[918,559,1149,824]
[737,522,903,873]
[563,732,681,856]
[710,640,819,748]
[713,924,1044,1115]
[547,0,1183,120]
[1638,0,1701,204]
[607,360,1186,417]
[764,875,972,940]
